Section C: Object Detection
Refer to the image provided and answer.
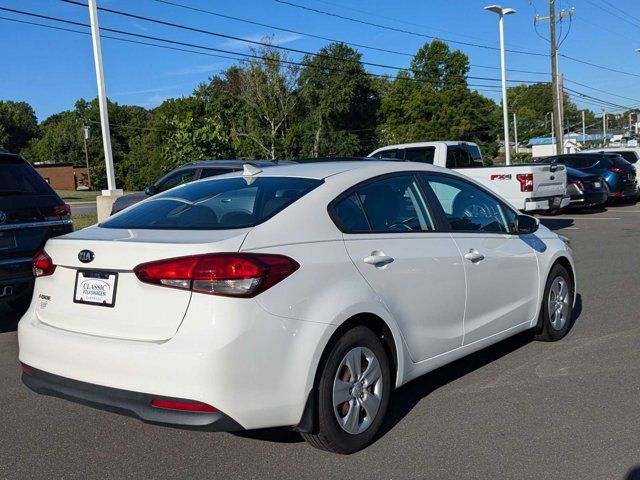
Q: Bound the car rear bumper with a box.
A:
[0,256,34,303]
[18,295,334,430]
[567,190,608,208]
[523,195,569,212]
[22,365,243,430]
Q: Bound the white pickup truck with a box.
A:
[369,141,569,213]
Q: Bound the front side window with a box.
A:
[425,175,511,233]
[156,169,196,193]
[332,175,435,233]
[102,177,322,230]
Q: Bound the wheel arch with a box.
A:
[295,312,403,434]
[533,254,576,332]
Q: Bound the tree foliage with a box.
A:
[4,38,602,191]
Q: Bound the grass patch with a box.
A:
[72,214,98,231]
[56,190,100,203]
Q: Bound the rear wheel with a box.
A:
[535,264,574,341]
[301,326,391,454]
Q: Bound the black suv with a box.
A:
[0,152,73,312]
[111,160,282,215]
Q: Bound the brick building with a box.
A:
[35,164,90,191]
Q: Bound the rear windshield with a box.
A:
[101,176,323,230]
[611,155,632,167]
[615,152,638,164]
[0,156,54,195]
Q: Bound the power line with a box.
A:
[0,7,543,95]
[148,0,550,76]
[564,78,640,104]
[272,0,548,57]
[58,0,543,85]
[560,53,640,79]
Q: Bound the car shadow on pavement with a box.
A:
[539,218,575,231]
[232,294,584,447]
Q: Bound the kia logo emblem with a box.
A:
[78,250,95,263]
[0,211,6,225]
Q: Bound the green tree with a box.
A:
[377,41,499,155]
[0,100,39,153]
[295,42,379,157]
[233,44,299,160]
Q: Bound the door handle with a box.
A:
[464,249,485,263]
[363,251,394,267]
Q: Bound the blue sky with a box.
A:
[1,0,640,121]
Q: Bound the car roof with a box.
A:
[179,159,283,168]
[0,152,23,161]
[209,160,446,180]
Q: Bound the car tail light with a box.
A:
[42,204,71,220]
[574,180,584,191]
[134,253,299,297]
[516,174,534,192]
[33,250,56,277]
[151,399,218,412]
[610,166,623,173]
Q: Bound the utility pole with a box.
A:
[602,111,607,142]
[535,3,574,156]
[581,110,586,143]
[513,112,519,154]
[82,124,92,190]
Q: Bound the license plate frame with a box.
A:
[73,270,118,308]
[0,231,17,250]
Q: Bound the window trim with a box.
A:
[418,172,520,235]
[327,171,445,234]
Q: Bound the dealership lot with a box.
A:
[1,205,639,480]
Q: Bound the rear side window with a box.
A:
[199,168,235,179]
[0,156,54,195]
[331,175,435,233]
[404,147,435,164]
[446,145,483,168]
[156,169,196,193]
[101,177,322,230]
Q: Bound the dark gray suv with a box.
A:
[0,151,73,312]
[110,160,282,215]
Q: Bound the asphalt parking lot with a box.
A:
[1,204,640,480]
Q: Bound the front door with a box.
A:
[422,174,540,344]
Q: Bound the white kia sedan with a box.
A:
[19,161,576,454]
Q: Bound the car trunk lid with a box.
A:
[34,227,250,341]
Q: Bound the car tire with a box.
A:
[301,326,391,454]
[534,264,574,342]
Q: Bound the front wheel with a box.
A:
[535,264,574,342]
[301,326,391,454]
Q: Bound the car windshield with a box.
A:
[0,156,54,195]
[101,176,323,230]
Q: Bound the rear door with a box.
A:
[422,173,539,343]
[332,173,466,363]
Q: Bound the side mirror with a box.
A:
[144,185,157,196]
[516,214,539,234]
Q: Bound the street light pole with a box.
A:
[513,112,519,154]
[88,0,121,198]
[485,5,516,165]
